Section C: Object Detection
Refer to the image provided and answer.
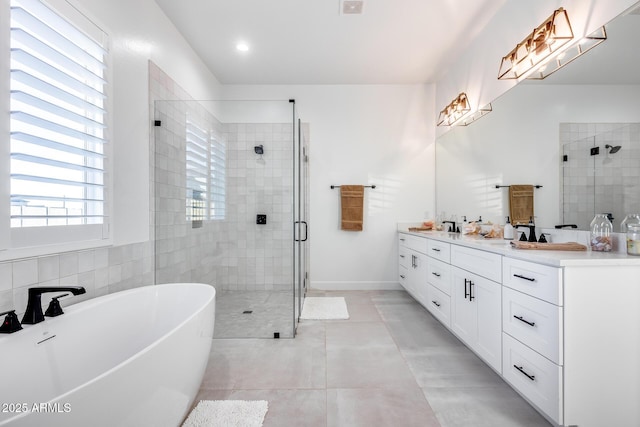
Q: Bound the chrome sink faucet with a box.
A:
[21,286,86,325]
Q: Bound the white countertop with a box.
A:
[399,229,640,267]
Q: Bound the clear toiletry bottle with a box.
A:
[503,216,514,240]
[627,224,640,256]
[590,213,613,252]
[620,213,640,232]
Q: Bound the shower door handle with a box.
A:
[301,221,308,242]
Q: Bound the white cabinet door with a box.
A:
[451,266,477,346]
[451,266,502,372]
[408,251,429,306]
[475,274,502,373]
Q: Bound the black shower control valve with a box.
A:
[256,214,267,225]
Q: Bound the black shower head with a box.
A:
[605,144,622,154]
[254,145,264,155]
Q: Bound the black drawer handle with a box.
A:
[514,273,535,282]
[400,275,405,279]
[400,238,406,241]
[514,365,536,381]
[431,248,441,252]
[432,300,441,307]
[514,315,536,327]
[432,272,441,277]
[400,255,405,258]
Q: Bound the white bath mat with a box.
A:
[300,297,349,320]
[182,400,268,427]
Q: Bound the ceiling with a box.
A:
[153,0,507,85]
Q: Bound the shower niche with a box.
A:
[560,123,640,231]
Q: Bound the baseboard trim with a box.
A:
[310,281,402,291]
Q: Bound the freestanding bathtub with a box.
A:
[0,283,215,427]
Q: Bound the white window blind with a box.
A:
[10,0,108,229]
[210,132,226,220]
[186,116,208,223]
[185,116,226,223]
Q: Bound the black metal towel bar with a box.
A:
[495,185,543,189]
[330,185,376,189]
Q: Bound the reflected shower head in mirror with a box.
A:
[605,144,622,154]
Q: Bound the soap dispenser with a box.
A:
[503,216,514,240]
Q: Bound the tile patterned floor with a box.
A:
[195,289,551,426]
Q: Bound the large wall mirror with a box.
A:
[435,3,640,231]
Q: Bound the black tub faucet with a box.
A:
[21,286,86,325]
[442,221,457,233]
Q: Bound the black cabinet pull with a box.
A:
[464,279,470,299]
[400,238,406,241]
[469,280,475,301]
[432,248,441,252]
[400,275,405,279]
[432,272,441,277]
[411,255,417,268]
[514,365,536,381]
[514,273,535,282]
[400,255,405,258]
[514,315,536,327]
[432,300,441,307]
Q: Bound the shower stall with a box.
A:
[152,99,309,338]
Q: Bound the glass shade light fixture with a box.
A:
[437,93,492,127]
[528,26,607,79]
[498,8,576,80]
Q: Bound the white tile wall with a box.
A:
[151,63,295,292]
[561,123,640,231]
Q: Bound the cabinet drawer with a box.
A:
[451,244,502,283]
[399,265,408,290]
[427,239,451,263]
[398,233,428,254]
[426,284,451,327]
[399,245,409,268]
[503,287,563,364]
[427,257,451,295]
[503,333,563,425]
[503,257,562,305]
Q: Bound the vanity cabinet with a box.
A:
[397,231,640,427]
[450,245,502,373]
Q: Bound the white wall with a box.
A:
[221,85,436,289]
[75,0,222,246]
[436,84,640,228]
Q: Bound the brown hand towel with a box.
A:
[509,185,534,225]
[340,185,364,231]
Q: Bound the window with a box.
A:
[7,0,109,249]
[185,114,225,224]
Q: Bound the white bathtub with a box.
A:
[0,283,215,427]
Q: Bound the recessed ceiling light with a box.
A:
[236,42,249,52]
[341,0,364,14]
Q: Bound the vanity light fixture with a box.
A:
[528,26,607,79]
[236,42,249,52]
[498,8,575,80]
[437,93,469,126]
[437,93,490,127]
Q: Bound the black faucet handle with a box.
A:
[0,310,23,334]
[44,294,69,318]
[539,233,550,243]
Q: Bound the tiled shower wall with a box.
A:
[561,123,640,230]
[221,123,294,291]
[151,62,295,291]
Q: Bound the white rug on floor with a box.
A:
[182,400,268,427]
[300,297,349,320]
